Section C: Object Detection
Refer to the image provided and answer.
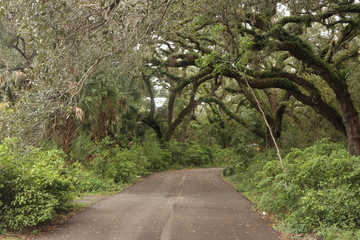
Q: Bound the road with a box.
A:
[37,168,280,240]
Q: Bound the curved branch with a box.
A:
[222,68,346,135]
[166,53,197,67]
[200,96,266,139]
[166,84,200,141]
[278,4,360,26]
[248,78,346,135]
[169,67,213,92]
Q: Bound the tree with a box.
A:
[0,0,172,148]
[149,0,360,154]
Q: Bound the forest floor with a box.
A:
[28,168,280,240]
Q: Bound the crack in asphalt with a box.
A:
[160,173,187,240]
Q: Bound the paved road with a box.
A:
[37,168,280,240]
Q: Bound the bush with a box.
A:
[167,141,215,167]
[142,140,170,172]
[223,166,236,176]
[69,133,96,164]
[0,138,74,230]
[229,139,360,238]
[167,142,189,166]
[3,190,58,230]
[69,163,120,193]
[70,138,171,192]
[211,145,245,167]
[279,140,360,233]
[187,143,214,166]
[89,137,149,184]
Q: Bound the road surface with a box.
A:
[37,168,280,240]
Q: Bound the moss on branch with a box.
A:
[278,4,360,26]
[199,96,265,138]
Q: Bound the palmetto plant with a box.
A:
[77,72,143,146]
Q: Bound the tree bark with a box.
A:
[338,92,360,155]
[275,31,360,155]
[142,75,164,141]
[223,69,347,137]
[165,85,200,142]
[200,96,267,140]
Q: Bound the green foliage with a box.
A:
[235,36,255,67]
[90,137,149,184]
[223,166,236,176]
[0,138,74,230]
[167,141,214,167]
[186,143,213,166]
[69,163,120,193]
[142,140,170,172]
[219,144,257,177]
[70,139,232,196]
[69,133,96,163]
[195,51,218,68]
[212,146,242,167]
[228,139,360,238]
[3,190,57,231]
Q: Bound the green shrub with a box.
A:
[223,166,236,176]
[0,138,74,230]
[3,189,57,230]
[230,139,360,238]
[187,143,213,166]
[71,138,171,192]
[293,187,360,230]
[90,137,149,184]
[167,141,215,167]
[142,141,170,172]
[167,142,189,166]
[213,147,242,167]
[69,133,96,163]
[70,163,119,193]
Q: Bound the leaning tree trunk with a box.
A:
[338,91,360,155]
[142,75,164,142]
[165,97,199,142]
[165,84,200,142]
[275,30,360,155]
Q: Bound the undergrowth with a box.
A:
[0,137,232,231]
[225,139,360,240]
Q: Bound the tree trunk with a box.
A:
[165,84,200,142]
[142,75,164,142]
[142,118,163,141]
[165,98,199,142]
[275,31,360,155]
[338,92,360,155]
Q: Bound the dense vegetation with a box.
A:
[225,139,360,239]
[0,137,231,230]
[0,0,359,239]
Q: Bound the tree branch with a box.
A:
[200,96,266,139]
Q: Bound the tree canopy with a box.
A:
[1,1,360,238]
[145,0,360,154]
[0,0,359,154]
